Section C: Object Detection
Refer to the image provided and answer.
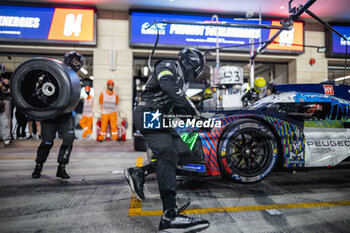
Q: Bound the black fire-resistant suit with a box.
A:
[133,60,199,211]
[36,113,75,165]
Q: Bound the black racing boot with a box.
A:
[159,201,210,233]
[56,164,70,179]
[32,163,43,179]
[124,167,145,201]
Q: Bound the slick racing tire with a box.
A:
[134,133,147,151]
[218,119,279,183]
[10,58,81,120]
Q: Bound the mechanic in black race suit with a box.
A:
[124,48,210,232]
[32,51,84,179]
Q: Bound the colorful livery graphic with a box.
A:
[147,87,350,183]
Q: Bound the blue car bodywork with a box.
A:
[168,84,350,183]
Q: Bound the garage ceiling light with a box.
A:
[317,47,327,53]
[334,75,350,82]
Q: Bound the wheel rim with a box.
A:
[20,69,60,109]
[225,128,273,177]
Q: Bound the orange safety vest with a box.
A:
[82,96,93,117]
[101,90,118,114]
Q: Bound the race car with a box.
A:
[147,90,350,183]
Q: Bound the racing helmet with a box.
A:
[178,47,206,82]
[204,88,213,99]
[64,51,84,72]
[254,77,266,93]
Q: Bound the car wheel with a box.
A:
[218,119,279,183]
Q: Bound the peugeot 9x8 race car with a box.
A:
[147,89,350,183]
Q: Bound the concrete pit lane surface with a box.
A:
[0,140,349,233]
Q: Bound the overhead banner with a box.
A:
[130,11,304,54]
[0,5,96,46]
[326,25,350,58]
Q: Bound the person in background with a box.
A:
[203,88,213,99]
[80,86,93,139]
[241,77,267,106]
[266,83,275,96]
[26,119,41,139]
[2,75,12,137]
[98,80,119,141]
[0,63,12,146]
[31,51,84,179]
[15,109,27,139]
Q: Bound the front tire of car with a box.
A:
[218,119,279,183]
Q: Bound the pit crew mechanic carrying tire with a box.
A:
[124,48,210,232]
[30,51,84,179]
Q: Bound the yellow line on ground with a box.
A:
[130,200,350,216]
[128,157,350,217]
[135,156,144,167]
[128,156,144,217]
[0,157,36,160]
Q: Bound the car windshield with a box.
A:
[245,95,277,110]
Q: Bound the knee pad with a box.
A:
[62,134,75,145]
[41,140,54,149]
[158,148,179,167]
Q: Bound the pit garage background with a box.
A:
[0,1,349,140]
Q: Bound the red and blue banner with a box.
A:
[0,5,96,45]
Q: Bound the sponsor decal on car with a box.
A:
[180,164,206,172]
[323,85,334,95]
[307,140,350,147]
[260,148,278,179]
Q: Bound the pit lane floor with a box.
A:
[0,140,349,233]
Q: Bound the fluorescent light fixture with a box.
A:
[142,66,149,77]
[317,47,326,53]
[280,6,285,9]
[80,67,88,75]
[334,75,350,82]
[89,76,94,80]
